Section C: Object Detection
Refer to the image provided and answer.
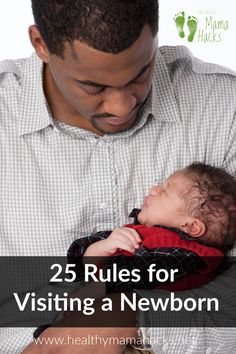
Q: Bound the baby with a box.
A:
[69,162,236,271]
[67,162,236,353]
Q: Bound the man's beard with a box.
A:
[90,100,146,135]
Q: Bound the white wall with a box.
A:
[159,0,236,70]
[0,0,235,71]
[0,0,34,60]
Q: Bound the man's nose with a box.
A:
[103,87,137,117]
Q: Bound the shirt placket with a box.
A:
[90,138,119,231]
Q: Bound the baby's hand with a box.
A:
[102,227,142,255]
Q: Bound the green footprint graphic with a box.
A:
[187,16,198,42]
[174,11,185,38]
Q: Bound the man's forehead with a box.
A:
[62,25,157,76]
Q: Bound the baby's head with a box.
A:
[138,163,236,250]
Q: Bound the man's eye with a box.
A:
[76,80,106,96]
[85,87,105,96]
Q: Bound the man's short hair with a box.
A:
[183,163,236,251]
[31,0,159,58]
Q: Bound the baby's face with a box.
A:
[138,171,190,228]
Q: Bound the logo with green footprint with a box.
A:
[173,11,230,44]
[174,11,198,42]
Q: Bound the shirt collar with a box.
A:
[149,48,182,123]
[18,53,53,136]
[116,47,183,139]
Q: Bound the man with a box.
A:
[0,0,236,353]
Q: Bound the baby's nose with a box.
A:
[149,185,161,195]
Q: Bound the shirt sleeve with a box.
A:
[136,259,236,353]
[223,112,236,176]
[0,328,36,354]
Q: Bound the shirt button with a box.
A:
[98,140,106,147]
[163,343,169,352]
[100,202,108,210]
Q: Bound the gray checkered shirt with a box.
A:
[1,46,236,353]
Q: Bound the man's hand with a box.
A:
[21,327,137,354]
[21,293,138,354]
[84,227,142,257]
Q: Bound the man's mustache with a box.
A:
[91,102,142,119]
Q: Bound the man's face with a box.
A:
[44,25,157,135]
[138,172,191,228]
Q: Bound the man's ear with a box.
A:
[28,25,50,63]
[180,218,206,238]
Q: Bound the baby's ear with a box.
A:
[180,218,206,238]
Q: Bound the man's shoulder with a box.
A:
[158,45,236,78]
[0,57,28,87]
[0,53,41,89]
[0,54,41,132]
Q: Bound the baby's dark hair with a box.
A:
[31,0,159,58]
[183,163,236,251]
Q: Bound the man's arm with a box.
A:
[22,327,137,354]
[22,263,236,354]
[21,293,137,354]
[136,259,236,353]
